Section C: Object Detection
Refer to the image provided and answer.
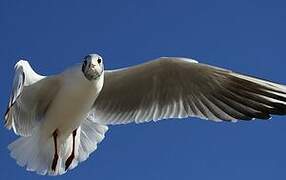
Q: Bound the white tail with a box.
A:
[8,119,108,176]
[8,129,56,175]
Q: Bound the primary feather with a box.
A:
[93,57,286,124]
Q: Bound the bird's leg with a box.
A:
[65,129,77,171]
[51,129,59,171]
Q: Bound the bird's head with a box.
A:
[81,54,104,81]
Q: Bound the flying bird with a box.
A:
[5,54,286,175]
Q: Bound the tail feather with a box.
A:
[8,131,54,175]
[77,120,108,163]
[8,120,108,176]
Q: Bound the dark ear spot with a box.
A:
[82,60,87,72]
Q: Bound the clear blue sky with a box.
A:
[1,0,286,179]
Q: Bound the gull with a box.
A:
[5,54,286,175]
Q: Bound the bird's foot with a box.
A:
[65,153,74,171]
[51,154,59,171]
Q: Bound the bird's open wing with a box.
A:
[93,57,286,125]
[5,60,61,136]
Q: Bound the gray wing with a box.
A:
[5,60,61,136]
[93,57,286,125]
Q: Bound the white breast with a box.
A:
[40,66,104,140]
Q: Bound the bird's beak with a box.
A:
[90,64,97,72]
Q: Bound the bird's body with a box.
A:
[4,54,286,175]
[40,65,103,140]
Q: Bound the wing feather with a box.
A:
[93,57,286,125]
[5,60,60,136]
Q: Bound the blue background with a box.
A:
[1,0,286,179]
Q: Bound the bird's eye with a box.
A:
[97,58,102,64]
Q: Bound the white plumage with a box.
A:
[5,54,286,175]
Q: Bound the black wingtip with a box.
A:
[4,107,10,126]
